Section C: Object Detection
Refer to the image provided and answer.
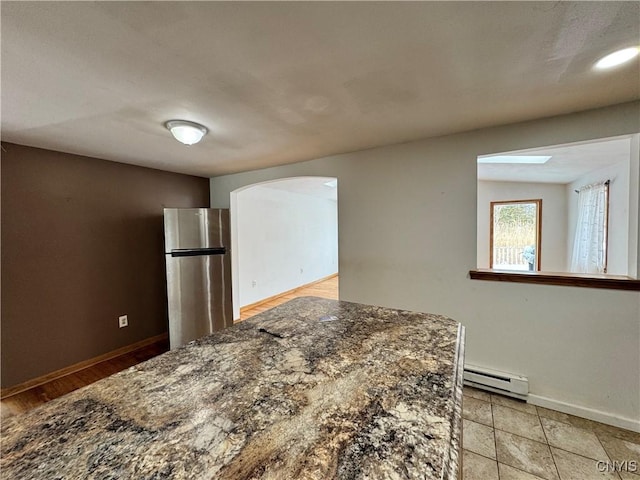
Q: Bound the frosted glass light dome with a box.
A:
[165,120,208,145]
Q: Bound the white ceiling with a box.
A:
[477,135,633,184]
[1,2,639,177]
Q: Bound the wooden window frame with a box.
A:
[489,199,542,271]
[468,269,640,291]
[603,181,610,274]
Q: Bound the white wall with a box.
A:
[235,183,338,308]
[477,181,568,271]
[210,101,640,430]
[566,156,631,276]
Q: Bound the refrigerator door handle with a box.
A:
[170,247,227,257]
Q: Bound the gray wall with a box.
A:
[211,101,640,428]
[477,180,568,271]
[1,144,210,387]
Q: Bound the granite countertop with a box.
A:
[1,297,465,480]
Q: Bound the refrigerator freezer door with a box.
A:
[166,251,233,349]
[164,208,230,252]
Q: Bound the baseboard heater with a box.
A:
[463,365,529,400]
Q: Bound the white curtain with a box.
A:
[570,181,608,274]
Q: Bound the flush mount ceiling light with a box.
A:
[165,120,208,145]
[595,47,639,70]
[477,155,552,164]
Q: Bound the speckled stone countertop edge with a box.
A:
[442,324,465,480]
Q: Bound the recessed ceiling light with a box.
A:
[477,155,552,164]
[165,120,208,145]
[595,47,639,70]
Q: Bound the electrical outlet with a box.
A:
[118,315,128,328]
[252,280,257,287]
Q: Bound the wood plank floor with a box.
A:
[239,275,339,321]
[1,341,168,420]
[1,276,339,419]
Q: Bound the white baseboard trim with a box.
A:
[528,394,640,433]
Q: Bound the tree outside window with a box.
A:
[490,200,542,271]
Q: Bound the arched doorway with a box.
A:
[230,177,338,320]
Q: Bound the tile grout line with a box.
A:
[462,449,550,480]
[465,417,550,448]
[534,405,640,444]
[465,406,614,479]
[480,418,622,466]
[463,448,498,463]
[538,407,562,480]
[590,432,622,480]
[467,390,638,443]
[534,407,629,475]
[549,443,618,466]
[490,394,555,480]
[593,427,619,458]
[465,393,639,446]
[464,391,640,479]
[490,397,502,480]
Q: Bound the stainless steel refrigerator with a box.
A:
[164,208,233,349]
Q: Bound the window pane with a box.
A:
[491,201,540,271]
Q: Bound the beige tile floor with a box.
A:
[462,387,640,480]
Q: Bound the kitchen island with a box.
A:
[1,297,465,479]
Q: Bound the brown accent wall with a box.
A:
[1,144,210,388]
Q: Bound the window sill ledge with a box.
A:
[469,269,640,291]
